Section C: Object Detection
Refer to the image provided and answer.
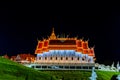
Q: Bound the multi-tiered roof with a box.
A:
[35,28,95,57]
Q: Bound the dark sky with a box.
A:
[0,5,120,65]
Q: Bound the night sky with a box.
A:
[0,5,120,65]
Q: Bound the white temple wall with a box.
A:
[36,50,94,64]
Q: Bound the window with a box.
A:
[66,57,68,60]
[56,57,57,60]
[83,66,88,69]
[36,66,41,68]
[59,66,63,68]
[32,66,35,68]
[50,57,52,60]
[70,66,75,69]
[76,66,81,69]
[77,57,79,60]
[39,57,41,60]
[42,66,47,68]
[82,57,84,61]
[61,57,63,60]
[45,57,47,60]
[65,66,69,69]
[71,57,73,60]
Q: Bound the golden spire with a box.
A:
[50,27,56,39]
[52,27,55,33]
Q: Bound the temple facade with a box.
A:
[32,28,95,70]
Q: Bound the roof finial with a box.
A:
[52,27,54,33]
[50,27,56,39]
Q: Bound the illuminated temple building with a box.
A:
[32,28,95,70]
